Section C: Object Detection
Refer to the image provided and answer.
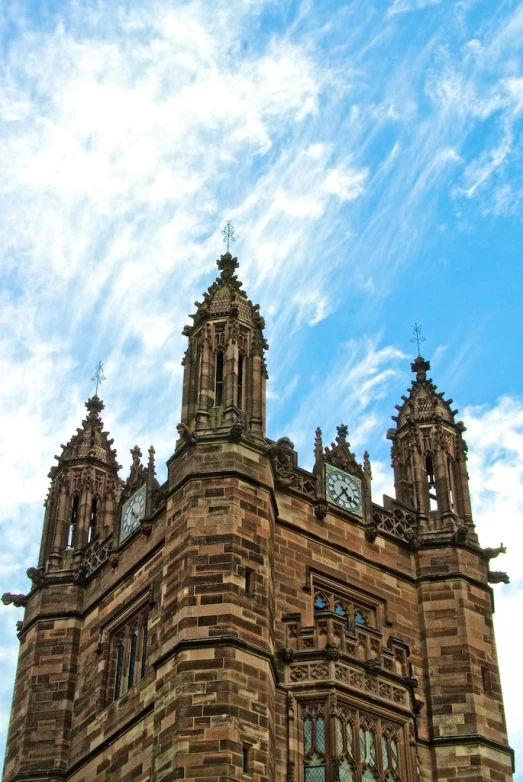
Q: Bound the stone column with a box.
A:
[223,341,238,424]
[250,353,264,437]
[48,485,68,571]
[196,329,212,430]
[434,445,453,530]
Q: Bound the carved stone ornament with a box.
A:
[364,659,382,676]
[278,647,294,663]
[109,552,120,569]
[414,698,425,714]
[26,567,47,589]
[488,570,510,584]
[314,503,328,520]
[176,422,197,446]
[74,564,88,585]
[141,518,153,537]
[2,593,28,608]
[228,419,244,443]
[324,643,341,661]
[483,544,507,561]
[365,524,378,543]
[287,761,296,782]
[452,524,468,546]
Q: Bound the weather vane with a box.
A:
[410,323,426,355]
[221,220,236,252]
[91,360,106,395]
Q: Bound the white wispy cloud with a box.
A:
[465,397,523,763]
[0,0,522,769]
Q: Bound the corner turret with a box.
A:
[387,354,474,537]
[39,395,122,572]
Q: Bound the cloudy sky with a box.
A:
[1,0,522,773]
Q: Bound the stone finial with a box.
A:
[216,252,239,280]
[410,355,431,382]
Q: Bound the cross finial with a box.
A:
[91,360,106,395]
[410,323,426,355]
[221,220,235,252]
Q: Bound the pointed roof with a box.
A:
[391,355,460,430]
[51,395,121,476]
[324,424,364,478]
[183,253,268,340]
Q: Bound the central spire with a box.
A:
[179,245,268,441]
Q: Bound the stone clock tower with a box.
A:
[2,251,514,781]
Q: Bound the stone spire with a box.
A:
[180,252,268,440]
[387,355,474,535]
[40,396,122,572]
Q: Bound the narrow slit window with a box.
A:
[127,625,138,690]
[114,637,125,700]
[68,496,80,548]
[242,745,250,773]
[88,498,97,543]
[245,568,254,596]
[141,616,148,680]
[215,351,224,406]
[237,355,244,408]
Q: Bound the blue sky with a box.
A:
[1,0,522,773]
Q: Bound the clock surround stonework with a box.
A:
[2,253,514,781]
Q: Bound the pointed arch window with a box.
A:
[215,351,224,406]
[314,593,329,611]
[110,610,149,703]
[303,705,327,781]
[237,354,244,409]
[88,498,98,543]
[68,495,80,548]
[114,636,125,700]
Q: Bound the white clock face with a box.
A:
[326,469,363,513]
[120,487,146,540]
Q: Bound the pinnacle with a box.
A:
[216,252,239,280]
[410,355,431,382]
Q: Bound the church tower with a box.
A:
[2,248,513,782]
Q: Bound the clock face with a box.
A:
[326,467,363,514]
[120,486,146,540]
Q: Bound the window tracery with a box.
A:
[302,702,404,782]
[313,588,374,631]
[109,609,148,703]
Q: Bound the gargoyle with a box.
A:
[483,544,506,561]
[314,503,328,520]
[488,571,510,584]
[265,437,294,461]
[228,419,244,443]
[2,593,28,608]
[364,659,381,676]
[451,525,468,546]
[266,438,298,487]
[74,564,88,585]
[26,567,47,588]
[176,422,197,446]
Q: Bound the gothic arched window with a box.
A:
[302,702,405,782]
[110,611,149,703]
[215,351,224,406]
[314,593,328,611]
[303,705,327,781]
[237,354,244,409]
[114,636,125,700]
